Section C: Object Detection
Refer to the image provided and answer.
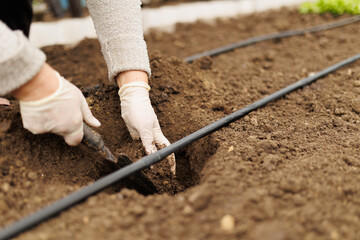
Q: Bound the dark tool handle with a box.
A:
[83,123,104,149]
[83,124,156,194]
[83,123,117,163]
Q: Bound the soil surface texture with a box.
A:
[1,8,360,240]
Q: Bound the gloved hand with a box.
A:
[119,82,176,175]
[19,72,101,146]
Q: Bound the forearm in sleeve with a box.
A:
[86,0,151,82]
[0,21,46,96]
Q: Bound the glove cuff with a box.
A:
[19,71,63,106]
[118,82,151,96]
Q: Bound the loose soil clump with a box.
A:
[1,8,360,240]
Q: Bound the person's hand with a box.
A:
[12,63,100,146]
[117,71,176,175]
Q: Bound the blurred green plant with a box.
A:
[32,0,45,5]
[299,0,360,14]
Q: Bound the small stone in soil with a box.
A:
[262,154,280,171]
[293,194,306,206]
[334,108,346,116]
[131,205,145,217]
[257,140,278,154]
[220,214,235,232]
[1,183,10,193]
[82,216,90,224]
[15,160,23,167]
[183,205,193,215]
[353,80,360,87]
[350,99,360,114]
[188,187,212,211]
[27,172,38,181]
[250,117,258,126]
[342,156,360,167]
[280,178,304,194]
[247,136,257,143]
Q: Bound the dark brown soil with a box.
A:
[1,8,360,240]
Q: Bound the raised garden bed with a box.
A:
[1,8,360,240]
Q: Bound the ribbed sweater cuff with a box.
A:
[101,35,151,82]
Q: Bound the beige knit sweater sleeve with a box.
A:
[0,1,149,95]
[0,21,46,96]
[86,0,151,81]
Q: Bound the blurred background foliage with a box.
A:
[300,0,360,14]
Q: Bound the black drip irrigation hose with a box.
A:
[184,15,360,63]
[1,53,360,239]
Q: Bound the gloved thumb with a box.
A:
[81,98,101,128]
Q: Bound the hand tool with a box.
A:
[82,123,157,195]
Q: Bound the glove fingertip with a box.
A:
[87,117,101,128]
[153,126,171,147]
[145,144,157,155]
[64,131,83,146]
[168,153,176,176]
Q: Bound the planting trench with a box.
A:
[1,7,360,240]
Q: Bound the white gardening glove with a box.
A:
[19,72,101,146]
[119,82,176,175]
